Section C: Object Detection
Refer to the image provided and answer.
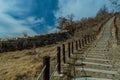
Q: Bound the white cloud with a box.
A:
[0,0,38,38]
[55,0,109,20]
[0,14,36,34]
[25,17,45,26]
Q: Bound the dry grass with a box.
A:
[0,44,58,80]
[0,36,74,80]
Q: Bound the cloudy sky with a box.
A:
[0,0,111,38]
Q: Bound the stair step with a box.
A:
[81,62,112,67]
[80,57,110,62]
[72,77,113,80]
[76,68,118,75]
[85,52,106,55]
[83,56,105,59]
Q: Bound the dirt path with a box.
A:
[70,17,120,80]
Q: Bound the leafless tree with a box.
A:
[96,5,109,17]
[57,14,75,31]
[109,0,120,12]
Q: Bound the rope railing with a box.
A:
[50,64,59,80]
[36,66,46,80]
[50,56,58,79]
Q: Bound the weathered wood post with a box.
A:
[82,39,84,47]
[62,44,66,63]
[92,34,94,41]
[90,34,92,42]
[93,32,95,40]
[68,42,71,58]
[43,56,50,80]
[86,35,88,44]
[84,35,87,45]
[79,40,81,49]
[57,47,61,74]
[76,40,78,50]
[91,34,93,41]
[88,35,90,43]
[93,34,96,40]
[72,42,74,54]
[90,35,92,42]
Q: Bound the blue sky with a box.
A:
[0,0,111,38]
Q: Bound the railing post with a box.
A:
[90,35,92,42]
[68,42,71,58]
[62,44,66,63]
[92,34,94,41]
[82,39,84,47]
[91,35,93,41]
[79,40,81,49]
[84,35,87,45]
[88,35,90,43]
[57,47,61,74]
[76,40,78,50]
[43,56,50,80]
[93,34,95,40]
[72,42,74,54]
[86,35,88,44]
[94,32,97,39]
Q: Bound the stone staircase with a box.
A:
[69,17,119,80]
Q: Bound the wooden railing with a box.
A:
[36,33,96,80]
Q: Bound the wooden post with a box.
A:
[72,42,74,54]
[57,47,61,74]
[94,32,96,39]
[90,35,92,41]
[84,35,87,45]
[76,40,78,50]
[86,35,88,44]
[92,34,94,41]
[91,35,93,41]
[93,34,95,40]
[43,56,50,80]
[62,44,66,63]
[88,35,90,43]
[68,42,71,58]
[79,40,81,49]
[82,39,84,47]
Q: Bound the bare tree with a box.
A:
[67,14,74,25]
[57,17,68,31]
[109,0,120,12]
[57,14,75,31]
[96,5,109,17]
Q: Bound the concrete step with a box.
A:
[81,62,113,67]
[83,53,105,56]
[76,68,118,75]
[72,77,114,80]
[84,52,105,54]
[80,57,110,62]
[82,56,105,59]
